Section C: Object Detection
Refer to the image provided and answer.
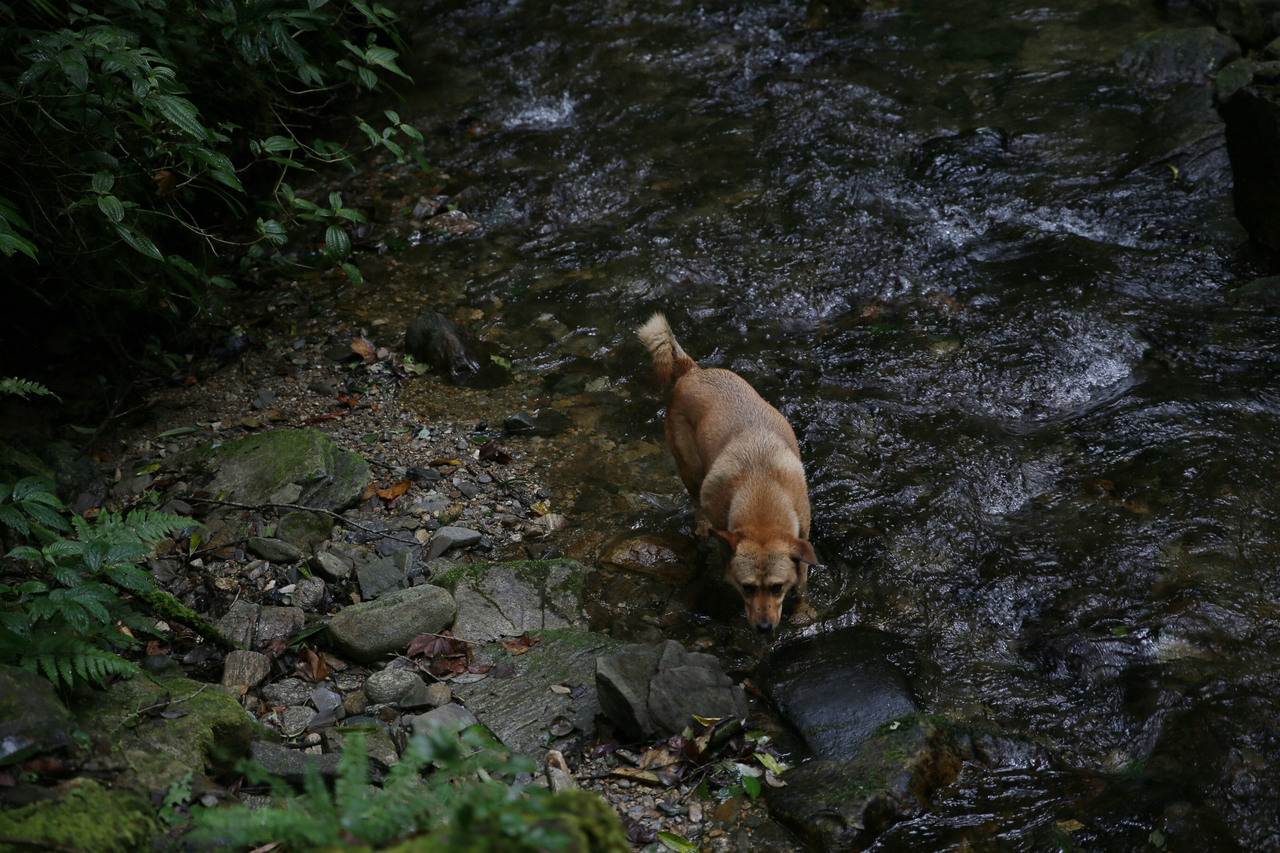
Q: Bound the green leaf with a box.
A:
[152,94,206,139]
[742,774,762,798]
[340,262,363,287]
[114,224,163,260]
[259,135,298,153]
[91,172,115,193]
[657,831,699,852]
[325,224,351,259]
[97,194,126,223]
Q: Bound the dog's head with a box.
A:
[715,529,818,634]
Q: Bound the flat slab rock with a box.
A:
[449,629,624,758]
[435,559,588,643]
[755,625,918,760]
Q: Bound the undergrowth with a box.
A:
[190,726,629,852]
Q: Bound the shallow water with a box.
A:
[393,0,1279,848]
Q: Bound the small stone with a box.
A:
[426,526,482,560]
[365,669,425,705]
[262,677,312,707]
[343,690,369,717]
[408,703,479,736]
[216,599,261,649]
[425,682,452,708]
[312,549,355,582]
[292,575,327,610]
[256,606,306,646]
[222,650,271,688]
[279,705,315,737]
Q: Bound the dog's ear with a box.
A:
[791,538,818,565]
[713,528,745,549]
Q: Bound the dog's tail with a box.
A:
[637,312,697,385]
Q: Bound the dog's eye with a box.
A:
[770,584,783,596]
[742,584,757,595]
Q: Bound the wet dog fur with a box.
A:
[637,312,817,633]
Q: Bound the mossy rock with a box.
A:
[73,674,256,793]
[435,560,589,644]
[0,778,160,853]
[765,713,961,852]
[180,428,370,511]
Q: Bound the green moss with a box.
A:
[0,779,160,853]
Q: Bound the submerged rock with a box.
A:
[765,715,961,852]
[756,626,918,760]
[1219,62,1280,251]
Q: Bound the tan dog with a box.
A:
[637,312,817,633]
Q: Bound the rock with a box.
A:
[74,675,255,792]
[504,410,571,436]
[312,548,355,582]
[322,725,399,770]
[0,666,75,765]
[408,703,480,736]
[450,629,624,757]
[326,585,456,663]
[435,559,588,643]
[262,677,312,707]
[1118,27,1241,94]
[425,682,452,708]
[310,686,344,727]
[278,705,315,737]
[404,312,477,380]
[0,779,160,853]
[1219,62,1280,251]
[756,626,917,760]
[256,606,305,646]
[186,428,370,512]
[291,575,327,610]
[1227,275,1280,308]
[765,715,961,853]
[216,599,261,649]
[426,525,482,561]
[247,536,303,563]
[276,510,333,553]
[221,650,271,688]
[599,534,696,585]
[596,641,747,740]
[365,669,426,705]
[249,741,342,784]
[357,548,414,599]
[398,679,436,711]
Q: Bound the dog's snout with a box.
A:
[756,621,774,634]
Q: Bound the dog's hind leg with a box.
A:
[664,410,704,502]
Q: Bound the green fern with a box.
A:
[0,377,60,401]
[0,478,204,689]
[191,726,628,852]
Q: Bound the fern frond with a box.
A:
[15,631,140,689]
[0,378,60,400]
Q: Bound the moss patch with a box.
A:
[0,779,160,853]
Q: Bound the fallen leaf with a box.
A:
[376,480,411,501]
[548,715,577,738]
[152,169,179,199]
[296,649,331,683]
[657,831,699,853]
[549,684,572,695]
[350,338,377,363]
[303,412,348,424]
[499,634,539,654]
[478,440,513,464]
[623,816,657,845]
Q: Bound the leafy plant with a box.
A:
[191,726,629,852]
[0,477,196,688]
[0,0,426,366]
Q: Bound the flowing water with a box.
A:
[387,0,1280,848]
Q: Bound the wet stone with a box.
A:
[312,549,354,582]
[357,553,410,599]
[326,584,456,663]
[427,525,482,560]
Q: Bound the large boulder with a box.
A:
[0,666,75,765]
[326,584,456,663]
[755,626,918,760]
[184,428,370,511]
[0,779,160,853]
[596,640,747,741]
[74,674,256,793]
[765,715,961,853]
[434,559,588,643]
[1219,62,1280,251]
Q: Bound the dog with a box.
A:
[637,312,817,633]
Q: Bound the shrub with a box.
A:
[0,0,425,368]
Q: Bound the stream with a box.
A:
[377,0,1279,849]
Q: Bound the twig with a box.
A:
[179,495,407,541]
